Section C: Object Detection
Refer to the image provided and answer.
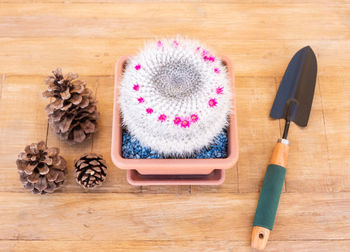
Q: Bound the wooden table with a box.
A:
[0,1,349,251]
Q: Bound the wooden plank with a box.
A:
[0,0,350,3]
[282,76,330,192]
[0,75,48,192]
[0,74,3,100]
[236,76,280,192]
[191,166,238,193]
[0,3,348,40]
[141,185,191,194]
[0,192,349,241]
[1,0,350,3]
[0,38,140,76]
[284,76,350,192]
[2,240,350,252]
[0,2,348,252]
[0,38,349,78]
[319,76,350,192]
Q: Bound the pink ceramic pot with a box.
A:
[111,56,238,178]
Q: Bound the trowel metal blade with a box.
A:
[270,46,317,127]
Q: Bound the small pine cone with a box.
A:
[74,153,107,189]
[16,141,67,194]
[43,68,99,144]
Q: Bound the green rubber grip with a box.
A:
[253,164,286,230]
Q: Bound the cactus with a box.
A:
[119,37,232,156]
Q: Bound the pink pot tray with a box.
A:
[111,55,238,185]
[127,169,225,186]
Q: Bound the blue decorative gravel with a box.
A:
[122,130,228,159]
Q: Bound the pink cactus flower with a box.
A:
[157,40,162,47]
[181,119,190,128]
[196,46,201,51]
[173,117,181,125]
[203,56,215,62]
[214,68,220,74]
[202,49,215,62]
[146,108,153,114]
[158,114,167,122]
[135,64,141,70]
[190,114,199,123]
[137,97,144,103]
[208,98,217,107]
[173,40,179,48]
[216,86,224,95]
[133,84,140,91]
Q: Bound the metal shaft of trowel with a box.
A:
[282,119,290,139]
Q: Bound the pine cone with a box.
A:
[74,153,107,189]
[16,141,67,194]
[43,68,99,144]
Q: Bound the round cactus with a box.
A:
[119,37,232,156]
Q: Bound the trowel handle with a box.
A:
[251,139,289,250]
[269,139,289,167]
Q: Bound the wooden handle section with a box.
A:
[251,139,289,250]
[251,226,270,250]
[270,140,289,167]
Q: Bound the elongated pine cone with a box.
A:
[74,153,107,189]
[16,141,67,194]
[120,37,232,156]
[43,68,99,144]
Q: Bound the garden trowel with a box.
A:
[251,46,317,250]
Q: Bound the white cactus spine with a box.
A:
[119,37,232,156]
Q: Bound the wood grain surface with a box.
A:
[0,1,349,251]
